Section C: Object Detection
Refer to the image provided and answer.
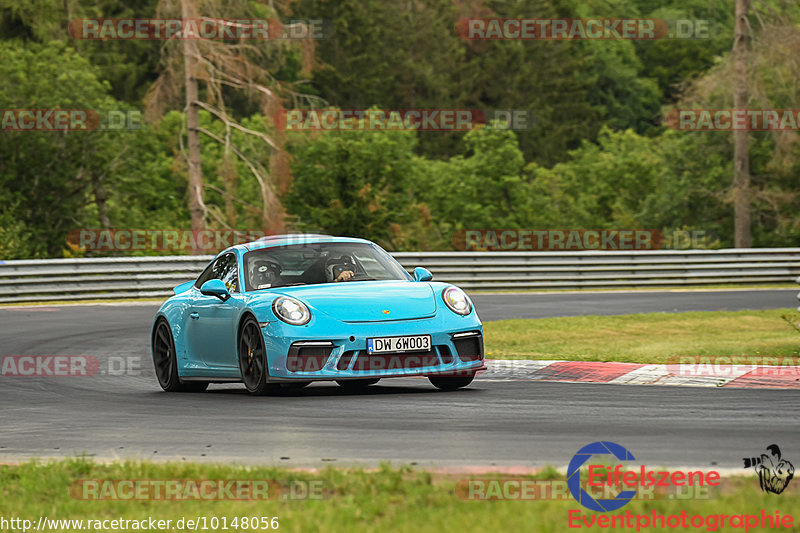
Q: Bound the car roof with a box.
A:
[231,234,374,254]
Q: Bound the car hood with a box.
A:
[275,280,437,321]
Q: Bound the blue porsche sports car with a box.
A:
[151,234,485,395]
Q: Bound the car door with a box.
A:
[188,252,243,370]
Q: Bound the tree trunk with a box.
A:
[182,0,205,235]
[733,0,751,248]
[92,175,111,229]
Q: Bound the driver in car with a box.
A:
[291,254,358,285]
[334,270,353,282]
[252,260,282,289]
[327,256,355,282]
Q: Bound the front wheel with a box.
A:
[152,319,208,392]
[428,374,475,390]
[238,317,280,396]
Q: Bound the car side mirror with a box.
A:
[413,267,433,282]
[200,279,231,301]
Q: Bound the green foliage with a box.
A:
[0,0,799,257]
[527,127,731,242]
[294,0,602,163]
[0,40,117,257]
[420,125,529,230]
[0,41,186,258]
[92,112,189,233]
[631,0,733,102]
[285,123,434,250]
[0,0,162,103]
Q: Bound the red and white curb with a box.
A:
[481,360,800,389]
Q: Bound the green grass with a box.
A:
[0,459,797,533]
[484,308,800,363]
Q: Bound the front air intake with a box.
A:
[287,342,335,372]
[452,332,483,362]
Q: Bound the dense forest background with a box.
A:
[1,0,799,257]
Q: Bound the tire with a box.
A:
[152,319,208,393]
[238,316,280,396]
[335,378,380,390]
[428,374,475,390]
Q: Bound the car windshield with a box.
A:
[242,242,411,291]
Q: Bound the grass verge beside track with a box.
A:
[0,459,796,532]
[484,309,800,363]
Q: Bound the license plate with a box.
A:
[367,335,431,354]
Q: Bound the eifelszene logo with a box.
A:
[568,441,638,512]
[743,445,795,494]
[567,441,721,512]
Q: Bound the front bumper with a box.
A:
[262,314,484,382]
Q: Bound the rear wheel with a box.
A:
[152,319,208,392]
[428,374,475,390]
[239,317,280,396]
[336,378,380,390]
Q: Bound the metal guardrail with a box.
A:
[0,249,799,303]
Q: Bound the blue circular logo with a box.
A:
[567,441,638,512]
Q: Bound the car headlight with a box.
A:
[272,296,311,325]
[442,287,472,315]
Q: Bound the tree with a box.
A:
[526,127,730,239]
[293,0,601,165]
[419,125,528,230]
[180,0,204,232]
[630,0,733,103]
[0,0,163,104]
[732,0,750,247]
[673,1,800,248]
[0,41,122,256]
[285,123,429,250]
[146,0,319,236]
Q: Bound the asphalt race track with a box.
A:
[472,288,798,320]
[0,288,797,468]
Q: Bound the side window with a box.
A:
[218,254,239,293]
[194,262,215,288]
[194,253,239,293]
